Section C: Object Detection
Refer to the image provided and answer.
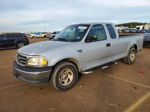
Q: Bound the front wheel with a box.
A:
[123,48,137,64]
[51,61,79,91]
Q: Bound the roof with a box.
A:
[71,22,114,25]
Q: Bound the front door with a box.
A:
[81,24,111,71]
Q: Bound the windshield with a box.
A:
[54,24,90,42]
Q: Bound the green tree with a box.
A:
[116,22,147,28]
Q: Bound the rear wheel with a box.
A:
[17,42,25,49]
[123,48,137,64]
[51,61,78,91]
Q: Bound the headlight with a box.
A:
[27,57,48,67]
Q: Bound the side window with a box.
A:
[21,34,26,38]
[0,34,6,40]
[7,34,16,39]
[106,24,116,39]
[7,34,22,38]
[16,34,23,38]
[86,25,107,42]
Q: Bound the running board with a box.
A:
[82,62,117,74]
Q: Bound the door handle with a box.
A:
[106,43,111,47]
[77,49,83,53]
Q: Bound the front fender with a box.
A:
[44,50,83,72]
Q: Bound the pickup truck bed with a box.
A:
[119,35,143,51]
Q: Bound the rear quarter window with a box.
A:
[106,24,117,39]
[18,34,25,38]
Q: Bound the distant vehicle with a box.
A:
[49,31,60,39]
[30,32,47,38]
[122,29,130,33]
[129,29,138,33]
[143,30,150,47]
[13,22,143,91]
[0,33,29,49]
[139,29,147,33]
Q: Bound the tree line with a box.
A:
[116,22,147,28]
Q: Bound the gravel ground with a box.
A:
[0,38,149,112]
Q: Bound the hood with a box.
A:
[18,41,72,55]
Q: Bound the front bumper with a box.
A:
[13,61,52,84]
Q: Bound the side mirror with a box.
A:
[90,34,97,40]
[85,34,97,43]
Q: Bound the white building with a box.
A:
[136,23,150,30]
[136,25,144,30]
[144,23,150,29]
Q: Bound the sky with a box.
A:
[0,0,150,32]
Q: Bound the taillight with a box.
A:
[24,35,29,40]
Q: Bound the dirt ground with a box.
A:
[0,38,149,112]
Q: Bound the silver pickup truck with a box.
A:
[13,22,143,91]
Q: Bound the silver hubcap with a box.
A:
[59,69,74,86]
[130,51,135,62]
[18,43,24,48]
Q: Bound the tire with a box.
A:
[17,42,25,49]
[123,48,137,64]
[51,61,79,91]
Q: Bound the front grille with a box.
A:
[17,54,28,66]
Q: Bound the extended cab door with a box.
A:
[81,24,112,70]
[106,24,129,60]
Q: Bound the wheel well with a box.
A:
[49,58,81,81]
[17,41,26,48]
[16,41,23,45]
[54,58,81,72]
[132,44,137,51]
